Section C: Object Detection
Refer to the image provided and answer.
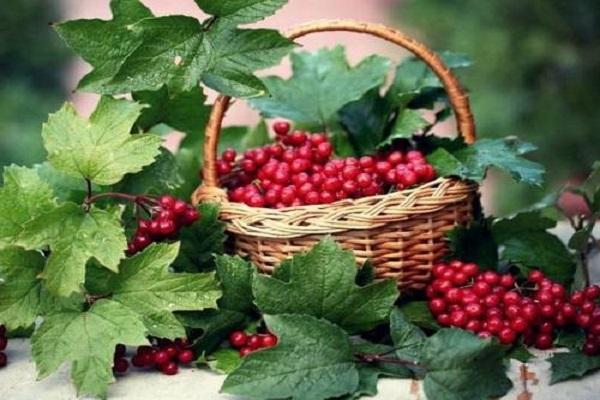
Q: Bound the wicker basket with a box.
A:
[192,20,479,291]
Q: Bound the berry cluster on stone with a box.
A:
[217,121,437,208]
[128,196,199,255]
[426,260,600,352]
[0,325,7,368]
[112,338,194,376]
[228,330,278,357]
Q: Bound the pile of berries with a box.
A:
[128,195,199,255]
[112,338,194,376]
[216,121,437,208]
[0,325,7,368]
[426,260,600,352]
[228,330,278,357]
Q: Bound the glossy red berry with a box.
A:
[154,350,170,366]
[273,121,291,136]
[178,349,195,364]
[261,334,278,348]
[239,347,253,357]
[160,361,179,375]
[247,335,262,350]
[229,331,248,348]
[113,358,129,374]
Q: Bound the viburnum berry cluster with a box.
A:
[216,122,437,208]
[426,260,600,352]
[0,325,7,368]
[127,195,199,255]
[228,330,278,357]
[112,338,194,376]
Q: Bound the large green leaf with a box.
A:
[250,46,390,129]
[253,237,399,333]
[0,247,46,330]
[421,329,512,400]
[549,352,600,384]
[181,254,255,353]
[18,203,127,297]
[222,314,359,400]
[54,0,153,93]
[398,301,441,331]
[31,299,148,398]
[194,0,288,24]
[104,18,294,97]
[0,166,55,248]
[427,137,545,186]
[114,148,183,196]
[447,220,499,269]
[378,108,429,147]
[42,97,162,185]
[106,243,221,338]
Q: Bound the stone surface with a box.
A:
[2,339,599,400]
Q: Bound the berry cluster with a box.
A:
[426,261,600,351]
[216,122,436,208]
[112,338,194,376]
[0,325,7,368]
[128,196,199,255]
[564,284,600,355]
[228,330,278,357]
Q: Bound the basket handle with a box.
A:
[195,19,476,201]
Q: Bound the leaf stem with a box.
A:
[84,192,156,207]
[354,351,424,369]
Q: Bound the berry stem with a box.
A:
[353,352,425,370]
[85,192,155,207]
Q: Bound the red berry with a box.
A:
[115,344,126,358]
[465,320,482,333]
[387,151,403,165]
[273,121,291,136]
[239,347,253,357]
[229,331,248,348]
[261,334,278,348]
[356,173,372,188]
[182,208,200,225]
[154,350,170,366]
[498,328,517,345]
[583,341,600,356]
[428,298,447,315]
[113,358,129,374]
[585,285,600,300]
[247,335,262,350]
[305,191,320,205]
[499,274,515,289]
[534,334,553,350]
[461,263,479,278]
[510,317,529,333]
[316,142,333,158]
[160,361,179,375]
[528,270,544,283]
[570,291,585,306]
[473,281,491,297]
[449,310,468,327]
[465,303,484,318]
[582,301,596,315]
[159,195,176,210]
[482,271,500,286]
[503,291,521,306]
[159,219,176,236]
[178,349,195,364]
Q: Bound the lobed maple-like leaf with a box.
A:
[18,203,127,297]
[42,96,163,186]
[0,166,55,249]
[250,46,390,129]
[31,299,148,398]
[222,314,359,400]
[107,243,221,338]
[253,237,399,334]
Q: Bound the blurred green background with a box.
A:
[1,0,598,214]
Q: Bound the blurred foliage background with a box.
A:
[0,0,68,168]
[397,0,600,213]
[1,0,599,214]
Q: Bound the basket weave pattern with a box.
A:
[192,20,479,290]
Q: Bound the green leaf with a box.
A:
[378,109,429,148]
[251,46,390,129]
[549,351,600,384]
[173,203,227,273]
[427,138,545,186]
[114,148,183,195]
[222,314,359,400]
[107,243,221,338]
[0,247,46,330]
[34,163,98,203]
[555,328,586,350]
[389,51,472,107]
[133,86,210,137]
[398,301,441,331]
[422,329,512,400]
[389,308,426,362]
[355,260,375,287]
[182,254,255,353]
[194,0,288,24]
[54,0,153,93]
[0,166,55,248]
[492,211,575,284]
[42,97,162,185]
[253,237,399,333]
[198,348,242,374]
[31,299,148,398]
[338,89,395,155]
[104,18,294,97]
[447,221,499,269]
[18,203,127,297]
